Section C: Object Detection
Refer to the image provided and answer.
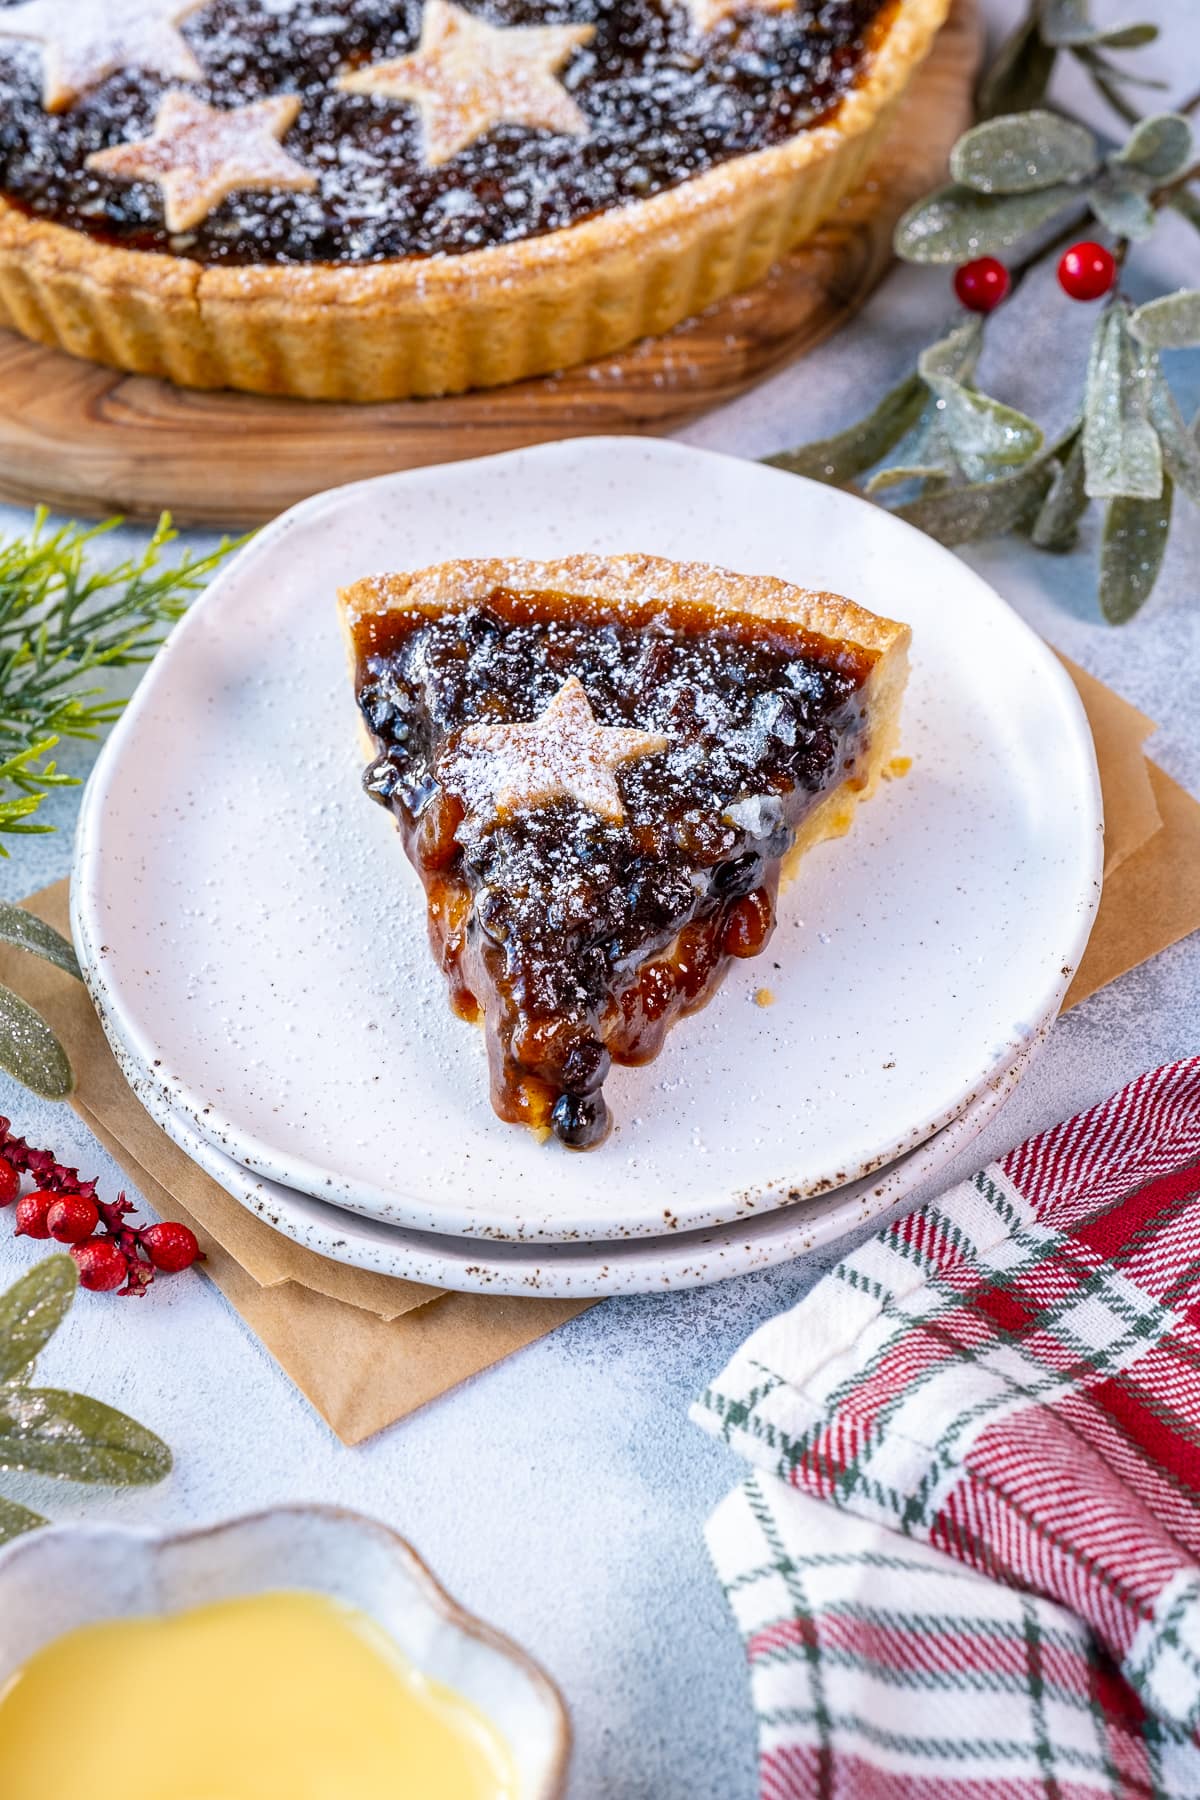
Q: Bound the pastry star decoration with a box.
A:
[339,0,596,169]
[86,92,317,235]
[0,0,203,114]
[450,676,671,826]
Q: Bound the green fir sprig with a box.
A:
[0,1256,171,1546]
[0,513,237,1096]
[0,511,236,849]
[771,4,1199,624]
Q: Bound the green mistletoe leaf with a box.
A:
[1149,379,1200,506]
[893,459,1057,546]
[978,17,1057,120]
[861,405,957,492]
[933,387,1045,482]
[765,372,927,486]
[1088,170,1157,240]
[1172,189,1200,234]
[1038,0,1096,46]
[865,462,953,494]
[0,983,73,1100]
[895,183,1078,264]
[1032,431,1089,550]
[1083,308,1163,502]
[0,1388,172,1486]
[1129,290,1200,351]
[0,1494,46,1546]
[1099,479,1173,623]
[917,318,1042,481]
[1115,112,1193,182]
[950,111,1097,194]
[918,316,983,384]
[1093,23,1159,48]
[1040,0,1158,49]
[0,1259,77,1386]
[0,903,82,980]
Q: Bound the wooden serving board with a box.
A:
[0,0,980,529]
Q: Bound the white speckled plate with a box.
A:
[72,438,1102,1244]
[141,1033,1043,1296]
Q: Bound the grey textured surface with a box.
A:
[0,5,1197,1794]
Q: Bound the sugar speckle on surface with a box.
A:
[0,0,888,262]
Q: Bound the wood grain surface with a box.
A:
[0,0,981,527]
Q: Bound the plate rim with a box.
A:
[132,1027,1048,1297]
[71,436,1104,1241]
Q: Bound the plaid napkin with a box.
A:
[693,1059,1200,1798]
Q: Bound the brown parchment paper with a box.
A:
[4,665,1197,1443]
[0,884,589,1444]
[1057,655,1161,878]
[1064,761,1200,1012]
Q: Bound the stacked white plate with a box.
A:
[71,441,1103,1297]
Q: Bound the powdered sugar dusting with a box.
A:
[86,90,315,231]
[357,588,867,1069]
[0,0,202,112]
[0,0,887,262]
[339,0,594,169]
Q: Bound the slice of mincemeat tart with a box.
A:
[339,554,910,1150]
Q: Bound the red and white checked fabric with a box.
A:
[694,1059,1200,1798]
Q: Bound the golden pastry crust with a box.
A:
[0,0,948,398]
[340,551,909,660]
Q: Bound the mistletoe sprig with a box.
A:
[772,15,1199,624]
[981,0,1167,131]
[0,903,82,1099]
[0,1256,171,1546]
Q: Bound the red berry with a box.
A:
[953,256,1011,314]
[141,1221,201,1274]
[1058,241,1116,302]
[70,1238,128,1293]
[0,1158,18,1207]
[14,1192,54,1239]
[46,1194,100,1245]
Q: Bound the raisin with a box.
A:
[552,1091,611,1150]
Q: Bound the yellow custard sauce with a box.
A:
[0,1589,520,1800]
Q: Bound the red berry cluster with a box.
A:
[954,241,1117,314]
[0,1118,201,1296]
